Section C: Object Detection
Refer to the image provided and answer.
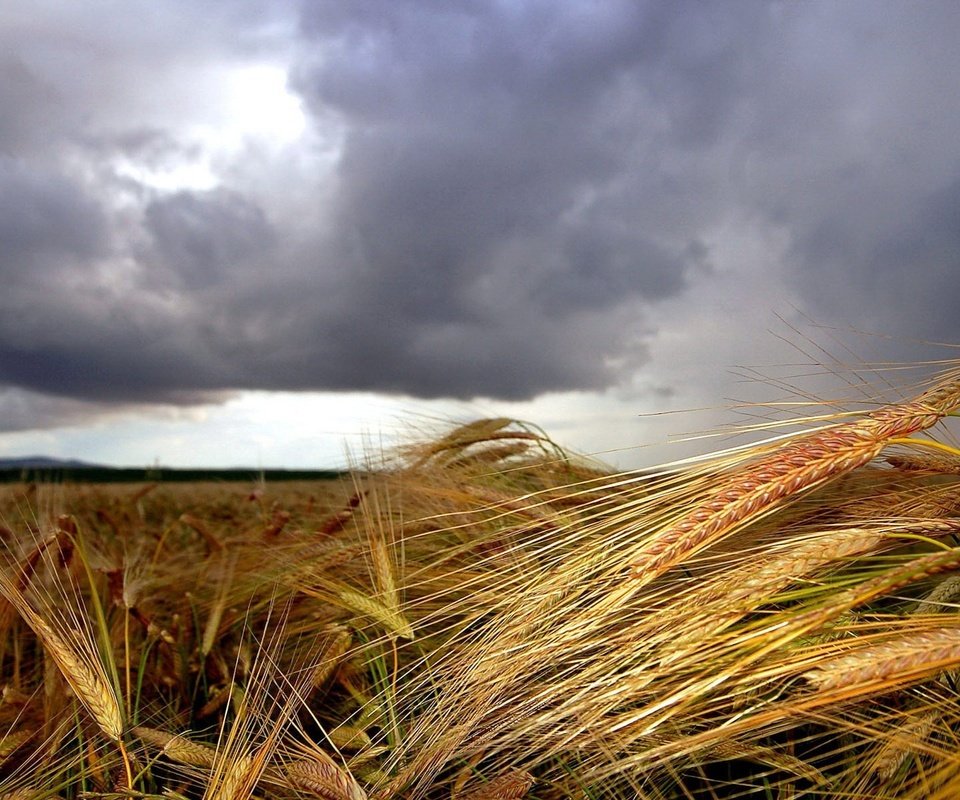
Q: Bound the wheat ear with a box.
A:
[631,375,960,580]
[0,730,33,762]
[872,710,940,783]
[208,753,255,800]
[887,453,960,474]
[310,626,353,690]
[802,626,960,692]
[455,769,534,800]
[132,725,217,767]
[914,574,960,614]
[0,792,67,800]
[336,588,414,640]
[326,726,372,751]
[11,601,123,742]
[268,755,367,800]
[710,519,960,612]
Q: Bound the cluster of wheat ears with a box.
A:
[3,362,960,798]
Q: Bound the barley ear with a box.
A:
[631,374,960,579]
[132,725,217,767]
[338,588,414,640]
[456,769,535,800]
[15,604,123,742]
[872,711,940,783]
[269,754,367,800]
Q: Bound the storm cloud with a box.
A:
[2,1,960,431]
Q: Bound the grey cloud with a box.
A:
[0,385,230,433]
[144,189,277,290]
[545,226,698,314]
[284,0,730,394]
[0,57,69,154]
[790,174,960,346]
[0,157,107,270]
[0,387,106,432]
[737,4,960,348]
[7,0,742,410]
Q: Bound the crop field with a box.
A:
[4,369,960,798]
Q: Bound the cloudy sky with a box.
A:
[2,1,960,469]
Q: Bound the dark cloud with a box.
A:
[0,388,106,433]
[787,173,960,358]
[743,4,960,349]
[0,386,227,433]
[282,0,734,394]
[0,57,68,154]
[2,0,960,431]
[144,189,277,290]
[0,158,107,270]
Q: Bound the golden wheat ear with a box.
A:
[0,514,139,789]
[0,533,123,744]
[266,752,367,800]
[19,610,123,743]
[630,372,960,581]
[132,726,217,767]
[454,768,534,800]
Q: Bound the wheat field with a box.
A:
[3,365,960,798]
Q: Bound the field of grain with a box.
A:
[4,372,960,799]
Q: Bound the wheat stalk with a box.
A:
[630,375,960,580]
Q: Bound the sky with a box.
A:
[3,1,960,470]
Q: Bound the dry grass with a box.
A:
[2,365,960,797]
